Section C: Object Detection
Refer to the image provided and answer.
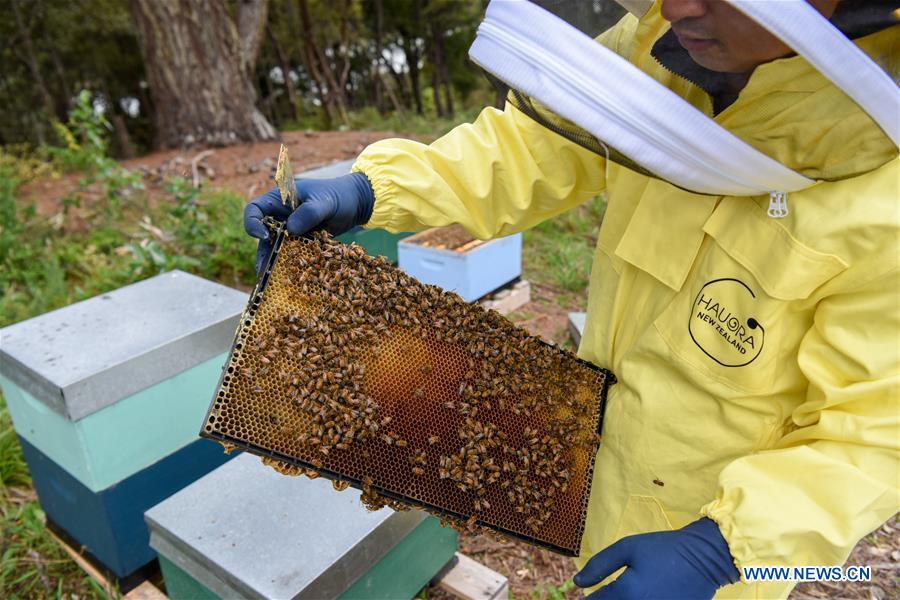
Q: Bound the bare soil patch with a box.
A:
[20,130,398,217]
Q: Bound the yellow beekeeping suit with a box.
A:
[352,4,899,598]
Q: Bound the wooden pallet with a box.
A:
[479,279,531,315]
[437,552,509,600]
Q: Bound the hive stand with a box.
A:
[0,271,246,580]
[145,453,459,599]
[301,158,413,263]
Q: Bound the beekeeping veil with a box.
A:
[468,0,899,203]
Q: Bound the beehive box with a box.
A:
[146,453,457,599]
[338,226,412,264]
[398,225,521,302]
[0,271,245,577]
[201,231,613,556]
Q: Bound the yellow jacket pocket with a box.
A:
[653,198,847,395]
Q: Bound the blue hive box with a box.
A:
[0,270,247,577]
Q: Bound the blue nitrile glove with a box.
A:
[573,518,739,599]
[243,172,376,275]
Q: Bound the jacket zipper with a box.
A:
[767,191,789,218]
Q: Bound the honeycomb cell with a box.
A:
[202,230,614,556]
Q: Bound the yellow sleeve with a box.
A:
[701,268,900,572]
[351,102,606,238]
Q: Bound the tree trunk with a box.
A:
[111,114,137,158]
[336,1,354,112]
[435,26,453,116]
[11,0,54,144]
[128,0,276,148]
[404,32,423,115]
[373,0,385,113]
[50,45,71,121]
[379,71,406,115]
[236,0,268,77]
[297,0,349,126]
[297,0,334,125]
[429,21,452,118]
[430,40,444,118]
[266,25,300,121]
[407,0,425,115]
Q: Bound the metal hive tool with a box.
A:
[201,152,614,556]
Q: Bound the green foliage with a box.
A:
[343,105,483,138]
[531,579,576,600]
[0,0,147,151]
[522,195,607,303]
[46,91,143,218]
[156,179,256,287]
[0,146,57,186]
[0,395,29,492]
[0,172,255,329]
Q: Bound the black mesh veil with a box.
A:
[480,0,656,178]
[474,0,900,185]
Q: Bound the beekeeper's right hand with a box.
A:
[243,173,376,275]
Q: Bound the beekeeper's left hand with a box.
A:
[573,518,739,599]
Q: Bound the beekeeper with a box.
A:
[244,0,899,598]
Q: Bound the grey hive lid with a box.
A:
[0,270,247,422]
[296,158,354,180]
[145,453,426,600]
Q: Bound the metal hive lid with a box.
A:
[145,452,425,600]
[0,270,246,422]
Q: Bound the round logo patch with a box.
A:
[688,278,765,367]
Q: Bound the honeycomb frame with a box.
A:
[201,229,614,556]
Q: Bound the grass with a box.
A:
[522,195,606,307]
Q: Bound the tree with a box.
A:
[10,0,56,144]
[128,0,276,148]
[237,0,269,77]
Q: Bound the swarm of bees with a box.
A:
[203,229,612,555]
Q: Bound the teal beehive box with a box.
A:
[146,453,458,599]
[0,270,247,577]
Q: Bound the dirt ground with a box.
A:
[20,129,398,218]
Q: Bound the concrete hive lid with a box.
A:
[144,452,425,599]
[0,270,247,421]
